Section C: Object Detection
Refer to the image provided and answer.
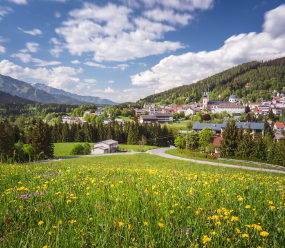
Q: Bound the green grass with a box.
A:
[165,149,285,171]
[117,116,133,121]
[0,154,284,247]
[54,142,94,158]
[166,120,190,130]
[118,144,159,152]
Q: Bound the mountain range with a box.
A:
[0,74,116,106]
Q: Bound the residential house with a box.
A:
[273,122,285,132]
[139,113,173,124]
[91,140,118,154]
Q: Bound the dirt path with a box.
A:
[146,148,285,175]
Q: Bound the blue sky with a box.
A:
[0,0,285,103]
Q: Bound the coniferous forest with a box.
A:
[0,119,174,162]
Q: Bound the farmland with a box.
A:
[0,154,284,247]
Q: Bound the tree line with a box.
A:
[0,119,174,163]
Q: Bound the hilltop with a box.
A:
[138,56,285,105]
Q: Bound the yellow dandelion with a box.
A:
[143,222,148,226]
[242,233,249,238]
[231,216,238,221]
[128,224,131,230]
[245,205,251,209]
[158,222,164,228]
[58,220,62,224]
[202,235,211,244]
[48,232,52,236]
[236,228,241,234]
[260,231,269,237]
[89,217,93,221]
[215,221,221,226]
[67,199,72,204]
[38,221,44,225]
[238,197,243,201]
[52,226,57,229]
[270,206,275,210]
[118,222,124,227]
[170,210,174,214]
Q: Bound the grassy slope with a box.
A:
[54,142,94,157]
[118,144,159,152]
[1,154,284,247]
[165,149,285,171]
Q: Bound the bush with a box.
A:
[71,143,91,155]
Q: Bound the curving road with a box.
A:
[146,148,285,175]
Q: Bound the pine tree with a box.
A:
[220,121,238,157]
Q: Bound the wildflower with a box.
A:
[231,216,238,221]
[86,193,90,196]
[170,210,174,214]
[158,222,164,228]
[52,226,57,229]
[118,222,124,227]
[245,205,251,209]
[128,224,131,230]
[260,231,269,237]
[268,201,273,205]
[43,246,50,248]
[186,228,190,234]
[38,221,44,225]
[236,228,241,234]
[70,220,77,224]
[143,222,148,226]
[48,232,52,235]
[202,235,211,244]
[212,231,216,235]
[132,237,135,242]
[215,221,221,226]
[89,217,93,221]
[242,234,249,238]
[270,206,275,210]
[67,200,71,204]
[58,220,62,224]
[238,197,243,201]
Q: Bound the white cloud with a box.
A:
[25,42,39,53]
[108,80,115,84]
[142,0,213,11]
[0,45,5,53]
[144,8,192,25]
[11,53,32,63]
[18,27,42,36]
[55,12,61,18]
[104,87,115,93]
[0,59,82,91]
[131,4,285,94]
[32,58,61,67]
[84,61,108,69]
[84,78,97,84]
[71,60,80,64]
[8,0,27,5]
[84,61,129,71]
[55,2,183,62]
[0,6,12,21]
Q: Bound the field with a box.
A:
[118,144,159,152]
[165,121,189,130]
[0,154,284,247]
[53,143,94,158]
[165,149,285,171]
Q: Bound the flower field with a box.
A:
[0,154,284,247]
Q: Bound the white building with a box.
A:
[91,140,118,154]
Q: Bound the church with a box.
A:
[202,91,245,115]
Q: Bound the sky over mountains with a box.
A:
[0,0,285,102]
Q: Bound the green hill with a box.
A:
[138,56,285,105]
[0,91,35,104]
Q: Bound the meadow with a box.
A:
[0,154,284,247]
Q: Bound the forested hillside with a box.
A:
[0,91,35,104]
[139,57,285,105]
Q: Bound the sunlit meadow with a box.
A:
[0,154,284,247]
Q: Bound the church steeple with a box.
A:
[203,90,209,109]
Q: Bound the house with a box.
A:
[274,132,285,142]
[273,122,285,132]
[139,113,173,124]
[91,140,118,154]
[213,136,222,153]
[193,122,265,137]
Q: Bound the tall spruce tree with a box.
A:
[220,121,238,157]
[31,119,54,159]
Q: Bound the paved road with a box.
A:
[147,148,285,175]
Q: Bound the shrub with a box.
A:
[70,143,91,155]
[177,148,218,160]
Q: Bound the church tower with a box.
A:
[203,90,209,109]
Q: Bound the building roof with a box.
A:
[101,139,118,145]
[140,115,157,120]
[217,103,244,108]
[193,122,265,131]
[229,94,237,99]
[154,113,172,117]
[192,123,223,131]
[275,122,285,128]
